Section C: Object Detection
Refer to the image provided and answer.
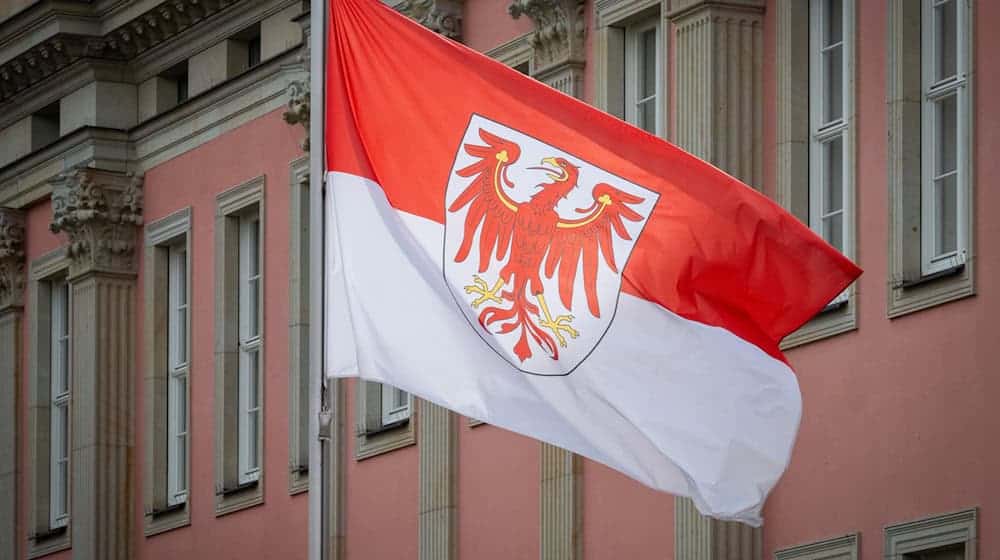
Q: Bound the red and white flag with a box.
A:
[324,0,860,524]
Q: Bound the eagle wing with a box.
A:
[543,183,646,318]
[448,128,520,272]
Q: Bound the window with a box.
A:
[144,208,192,535]
[625,18,661,135]
[776,0,857,347]
[248,34,262,68]
[215,177,265,515]
[594,0,665,138]
[885,508,976,560]
[809,0,851,308]
[775,533,858,560]
[238,214,262,485]
[887,0,974,317]
[48,278,70,530]
[355,381,416,460]
[28,249,71,556]
[167,245,189,506]
[921,0,968,275]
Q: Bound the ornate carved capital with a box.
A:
[396,0,464,41]
[0,208,26,311]
[283,80,311,152]
[50,168,143,278]
[509,0,585,75]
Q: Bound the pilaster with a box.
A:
[509,0,586,96]
[669,0,764,187]
[0,208,26,560]
[418,400,456,560]
[668,1,764,557]
[540,443,581,560]
[283,0,311,151]
[50,168,142,560]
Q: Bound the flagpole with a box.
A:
[307,0,326,557]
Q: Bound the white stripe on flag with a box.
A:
[325,171,801,524]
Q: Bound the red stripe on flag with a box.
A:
[326,0,861,362]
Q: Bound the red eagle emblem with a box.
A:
[445,118,654,373]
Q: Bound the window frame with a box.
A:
[47,277,70,530]
[27,249,72,557]
[886,0,975,318]
[380,384,412,427]
[885,508,976,559]
[354,380,416,460]
[143,207,192,536]
[776,0,858,348]
[214,176,265,516]
[624,16,662,136]
[594,0,667,139]
[237,212,263,485]
[166,243,190,508]
[775,533,858,560]
[920,0,969,276]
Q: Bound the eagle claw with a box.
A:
[464,274,504,308]
[539,314,579,348]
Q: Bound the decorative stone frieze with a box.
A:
[509,0,585,96]
[49,168,144,278]
[396,0,464,41]
[0,209,25,311]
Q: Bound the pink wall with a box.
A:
[458,423,539,559]
[761,0,999,555]
[134,109,307,560]
[462,0,534,54]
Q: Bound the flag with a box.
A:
[324,0,861,524]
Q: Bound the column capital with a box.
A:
[283,80,311,152]
[396,0,464,41]
[50,168,143,278]
[0,208,26,312]
[510,0,586,90]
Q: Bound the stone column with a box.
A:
[418,400,456,560]
[540,443,581,559]
[669,0,764,188]
[510,0,586,97]
[0,208,26,560]
[50,168,143,560]
[668,1,764,558]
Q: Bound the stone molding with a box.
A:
[395,0,464,41]
[0,208,26,311]
[510,0,585,95]
[49,168,144,279]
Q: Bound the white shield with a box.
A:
[443,115,658,375]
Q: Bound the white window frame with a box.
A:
[48,278,70,530]
[624,17,662,136]
[380,384,411,427]
[166,244,189,507]
[809,0,851,308]
[237,213,262,485]
[920,0,969,275]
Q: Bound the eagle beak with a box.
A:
[536,157,568,182]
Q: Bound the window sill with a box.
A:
[215,478,264,517]
[780,289,857,350]
[888,258,974,319]
[355,419,416,461]
[27,525,70,559]
[144,501,190,537]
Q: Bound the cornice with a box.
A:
[0,0,249,104]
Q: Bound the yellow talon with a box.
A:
[464,275,504,308]
[536,293,579,347]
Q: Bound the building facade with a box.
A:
[0,0,994,559]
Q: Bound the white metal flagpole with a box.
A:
[307,0,326,557]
